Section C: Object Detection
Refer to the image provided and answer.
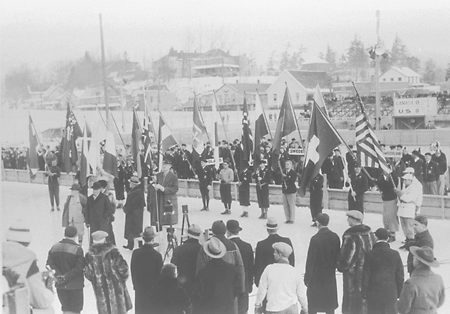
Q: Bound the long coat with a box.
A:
[84,243,132,314]
[304,227,340,312]
[348,171,369,213]
[131,243,163,314]
[253,167,271,209]
[238,169,252,206]
[150,277,192,314]
[337,224,376,314]
[362,241,404,314]
[194,258,240,314]
[171,238,202,297]
[406,229,434,274]
[85,193,113,235]
[254,233,295,286]
[151,170,179,228]
[123,185,145,240]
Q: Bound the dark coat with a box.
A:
[151,170,179,228]
[282,169,297,194]
[410,158,424,183]
[123,185,145,240]
[254,233,294,286]
[309,174,324,218]
[423,160,440,182]
[171,238,202,297]
[304,227,340,312]
[432,152,447,175]
[362,241,404,314]
[238,169,252,206]
[229,237,254,293]
[85,193,113,235]
[194,258,240,314]
[348,171,369,213]
[198,165,213,188]
[253,167,270,208]
[337,224,376,314]
[329,155,345,188]
[131,243,163,314]
[406,229,434,274]
[84,243,132,314]
[47,238,85,290]
[150,277,192,314]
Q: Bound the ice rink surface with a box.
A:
[2,181,449,313]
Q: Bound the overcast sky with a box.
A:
[1,0,449,75]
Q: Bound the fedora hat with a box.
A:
[203,237,226,259]
[226,220,242,234]
[187,224,202,239]
[141,226,157,240]
[69,183,81,191]
[265,217,278,230]
[410,246,439,267]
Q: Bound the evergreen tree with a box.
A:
[289,52,300,70]
[325,45,336,70]
[406,56,421,73]
[445,63,450,81]
[423,59,437,83]
[267,50,277,72]
[279,43,291,71]
[391,35,409,66]
[347,35,368,69]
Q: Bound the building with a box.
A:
[198,83,270,111]
[153,48,202,80]
[301,55,331,72]
[192,49,250,78]
[26,84,66,109]
[379,66,421,85]
[265,70,330,109]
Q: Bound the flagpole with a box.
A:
[213,91,229,143]
[286,85,304,151]
[110,111,128,151]
[256,89,273,140]
[99,14,110,123]
[94,104,107,127]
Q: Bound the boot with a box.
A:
[262,209,268,219]
[258,209,265,219]
[240,211,248,218]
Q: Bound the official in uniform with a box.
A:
[198,158,213,211]
[253,160,271,219]
[238,161,252,218]
[282,160,297,224]
[219,159,234,215]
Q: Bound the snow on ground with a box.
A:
[2,181,449,313]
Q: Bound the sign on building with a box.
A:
[393,97,437,117]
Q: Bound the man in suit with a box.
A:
[130,226,163,314]
[309,173,324,227]
[151,159,179,230]
[422,152,440,195]
[362,228,404,314]
[405,215,434,275]
[329,148,345,189]
[226,220,254,314]
[282,159,298,224]
[171,224,202,298]
[85,181,114,243]
[348,164,369,213]
[197,158,213,211]
[304,213,340,314]
[410,150,424,184]
[254,217,295,288]
[123,176,145,250]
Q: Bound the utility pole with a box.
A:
[375,10,381,130]
[99,14,110,123]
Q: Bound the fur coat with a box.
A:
[337,224,376,314]
[84,243,132,314]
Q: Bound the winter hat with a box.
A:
[91,230,108,242]
[5,220,31,244]
[347,210,364,222]
[64,226,78,238]
[415,215,428,227]
[410,246,439,268]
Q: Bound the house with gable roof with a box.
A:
[379,66,421,85]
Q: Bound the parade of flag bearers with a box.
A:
[2,4,450,314]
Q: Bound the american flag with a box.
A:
[354,85,391,174]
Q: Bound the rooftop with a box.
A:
[288,70,330,89]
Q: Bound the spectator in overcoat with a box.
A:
[123,176,145,250]
[405,215,434,275]
[304,213,340,314]
[362,228,404,314]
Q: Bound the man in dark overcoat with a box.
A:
[254,217,294,288]
[194,237,241,314]
[309,173,324,226]
[84,181,113,243]
[405,215,434,275]
[304,213,340,314]
[238,161,252,217]
[151,159,179,230]
[253,160,271,219]
[123,176,145,250]
[348,164,369,213]
[226,220,254,314]
[171,224,202,298]
[130,226,163,314]
[329,148,345,189]
[362,228,404,314]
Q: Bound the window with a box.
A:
[296,93,300,102]
[398,77,402,81]
[274,93,277,101]
[390,78,394,81]
[383,78,386,82]
[218,95,223,104]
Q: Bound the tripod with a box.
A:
[180,205,191,245]
[163,213,178,261]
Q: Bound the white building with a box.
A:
[379,66,421,85]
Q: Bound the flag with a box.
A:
[142,112,155,177]
[103,112,118,178]
[132,109,143,177]
[354,87,391,174]
[253,91,271,167]
[87,119,100,173]
[313,84,329,117]
[158,113,178,169]
[210,93,220,169]
[62,104,83,173]
[299,101,342,196]
[241,97,253,164]
[271,87,298,171]
[192,97,207,165]
[28,115,40,177]
[79,121,89,187]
